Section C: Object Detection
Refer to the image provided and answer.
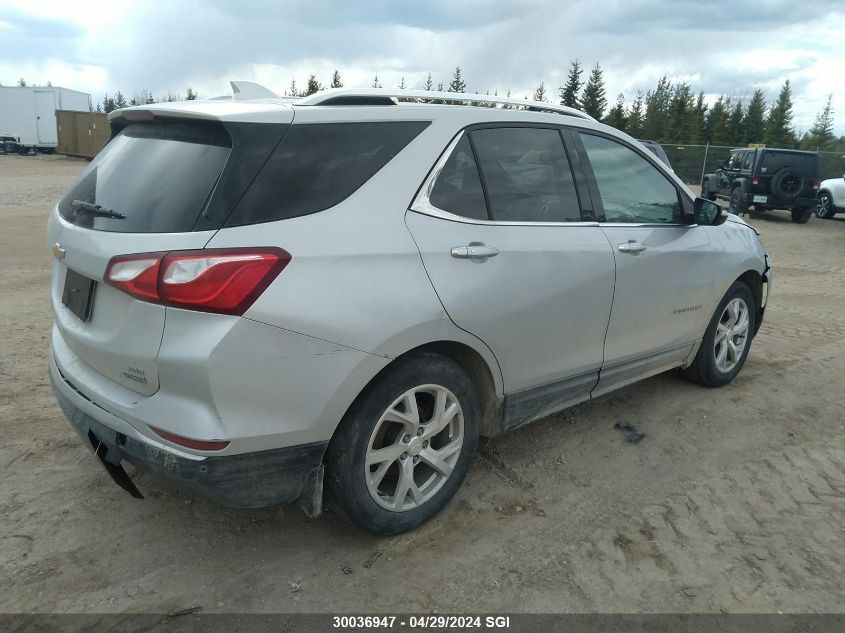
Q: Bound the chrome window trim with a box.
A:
[410,130,600,228]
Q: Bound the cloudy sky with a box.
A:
[1,0,843,134]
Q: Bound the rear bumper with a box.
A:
[50,364,327,510]
[747,193,817,209]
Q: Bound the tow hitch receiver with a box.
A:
[88,430,144,499]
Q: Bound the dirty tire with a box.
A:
[729,188,747,216]
[325,352,480,535]
[683,281,756,388]
[790,208,813,224]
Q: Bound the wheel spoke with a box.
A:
[715,322,729,345]
[716,341,729,367]
[369,460,391,489]
[366,443,404,467]
[391,463,418,510]
[425,398,459,437]
[421,442,461,476]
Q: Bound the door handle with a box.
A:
[618,241,647,254]
[451,244,500,261]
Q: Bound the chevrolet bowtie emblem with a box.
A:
[52,242,66,260]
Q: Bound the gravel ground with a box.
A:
[2,155,844,614]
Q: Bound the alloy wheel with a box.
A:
[365,384,464,512]
[714,297,750,373]
[816,193,832,218]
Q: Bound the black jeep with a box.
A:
[701,148,820,223]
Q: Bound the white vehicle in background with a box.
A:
[0,86,91,154]
[816,173,845,219]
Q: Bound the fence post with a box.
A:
[699,142,709,187]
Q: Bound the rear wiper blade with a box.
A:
[71,200,126,220]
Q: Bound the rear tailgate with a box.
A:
[49,120,233,395]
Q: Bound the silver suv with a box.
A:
[48,83,771,535]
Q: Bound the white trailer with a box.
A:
[0,86,91,153]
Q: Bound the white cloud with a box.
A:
[1,0,843,134]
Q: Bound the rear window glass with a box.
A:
[58,123,231,233]
[759,151,819,177]
[470,127,581,222]
[226,121,429,226]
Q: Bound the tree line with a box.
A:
[10,66,839,151]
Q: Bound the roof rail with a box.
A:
[295,87,596,121]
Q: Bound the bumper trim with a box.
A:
[51,370,328,509]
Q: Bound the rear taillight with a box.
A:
[104,247,290,315]
[812,180,820,191]
[149,425,230,451]
[751,176,760,186]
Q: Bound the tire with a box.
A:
[326,352,480,535]
[701,182,715,201]
[771,168,804,203]
[790,207,813,224]
[729,188,747,216]
[683,281,756,388]
[816,192,836,219]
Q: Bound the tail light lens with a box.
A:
[812,180,820,191]
[751,176,760,186]
[104,247,291,315]
[149,425,230,451]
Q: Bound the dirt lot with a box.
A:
[2,154,845,614]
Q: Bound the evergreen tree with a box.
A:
[802,94,835,150]
[726,99,745,147]
[113,91,127,109]
[580,63,607,120]
[668,83,694,142]
[371,74,383,88]
[688,92,707,143]
[743,88,766,145]
[95,101,102,113]
[437,81,444,91]
[423,72,434,91]
[559,60,583,108]
[330,70,343,89]
[764,79,795,148]
[145,91,155,105]
[165,93,178,102]
[398,77,406,90]
[304,74,321,96]
[705,95,730,146]
[448,67,466,93]
[185,87,197,100]
[625,91,645,138]
[642,75,672,141]
[17,77,26,87]
[604,93,626,131]
[288,79,298,97]
[533,81,547,102]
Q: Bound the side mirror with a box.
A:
[693,197,722,226]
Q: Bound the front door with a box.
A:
[575,131,715,396]
[406,127,616,429]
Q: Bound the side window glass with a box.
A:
[470,127,581,222]
[428,135,488,220]
[731,152,743,169]
[579,133,681,224]
[743,152,754,170]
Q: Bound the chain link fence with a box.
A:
[657,143,845,185]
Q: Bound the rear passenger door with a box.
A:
[574,131,715,396]
[406,126,616,430]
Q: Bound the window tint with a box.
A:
[743,152,754,170]
[730,152,743,169]
[226,121,429,226]
[470,127,581,222]
[579,133,681,224]
[428,135,487,219]
[58,123,231,233]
